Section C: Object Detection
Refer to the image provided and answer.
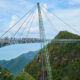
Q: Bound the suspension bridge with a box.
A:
[0,38,80,48]
[0,3,80,80]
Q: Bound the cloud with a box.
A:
[69,0,80,5]
[9,15,18,28]
[30,27,39,32]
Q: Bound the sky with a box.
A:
[0,0,80,60]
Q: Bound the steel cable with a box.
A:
[13,6,36,38]
[0,4,37,38]
[19,7,37,38]
[41,7,58,35]
[41,4,80,35]
[26,9,36,38]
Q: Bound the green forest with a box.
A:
[0,50,39,76]
[0,65,35,80]
[24,31,80,80]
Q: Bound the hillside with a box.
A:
[24,31,80,80]
[0,50,39,76]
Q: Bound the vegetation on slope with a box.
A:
[0,65,13,80]
[14,72,35,80]
[55,31,80,39]
[24,31,80,80]
[0,65,35,80]
[0,56,31,76]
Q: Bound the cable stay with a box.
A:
[0,4,37,38]
[19,12,33,38]
[41,7,58,35]
[26,9,36,38]
[40,4,80,35]
[19,8,37,38]
[37,3,53,80]
[13,6,36,38]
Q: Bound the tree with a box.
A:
[0,65,2,72]
[0,65,2,79]
[14,72,35,80]
[0,65,13,80]
[2,68,13,80]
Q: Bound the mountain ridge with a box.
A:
[0,50,39,76]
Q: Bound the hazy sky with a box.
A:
[0,0,80,60]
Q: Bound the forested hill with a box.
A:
[24,31,80,80]
[55,31,80,39]
[0,50,39,76]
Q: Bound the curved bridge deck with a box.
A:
[0,38,80,48]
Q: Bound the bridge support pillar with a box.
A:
[37,3,52,80]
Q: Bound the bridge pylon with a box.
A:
[37,3,53,80]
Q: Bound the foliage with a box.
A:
[14,72,35,80]
[0,66,13,80]
[54,31,80,39]
[24,31,80,80]
[0,56,32,76]
[0,65,2,72]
